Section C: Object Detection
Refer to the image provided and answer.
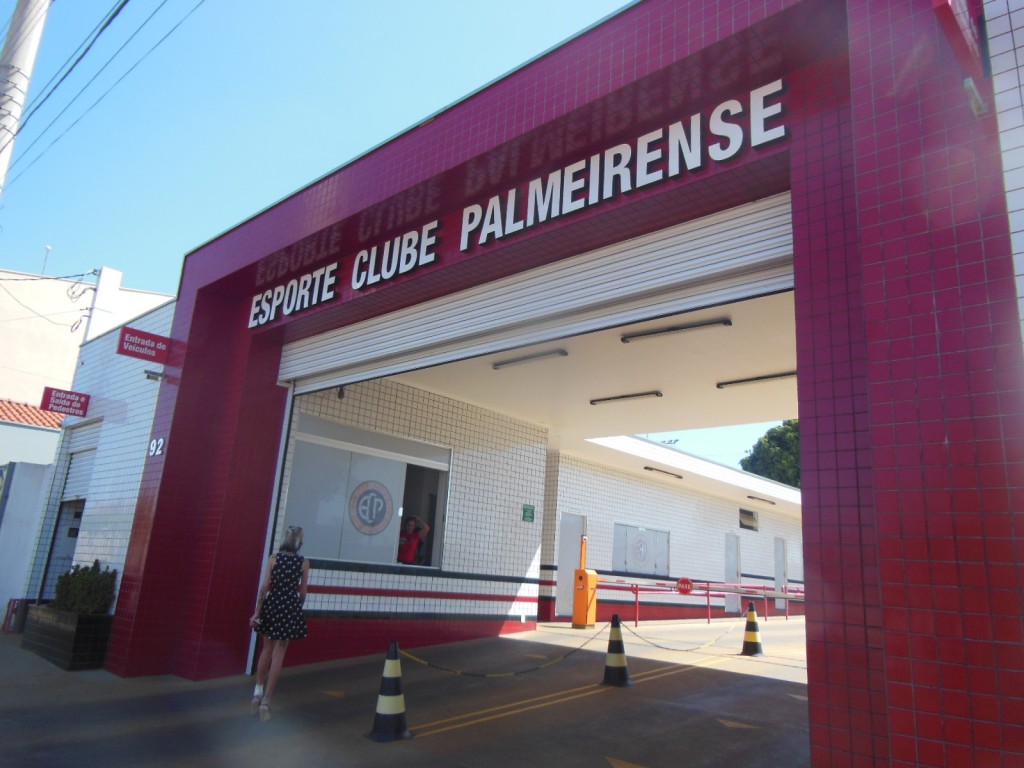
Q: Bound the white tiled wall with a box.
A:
[24,301,174,603]
[549,452,804,602]
[290,380,547,620]
[282,380,804,622]
[985,0,1024,337]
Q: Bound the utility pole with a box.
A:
[0,0,51,198]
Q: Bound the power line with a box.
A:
[0,0,131,161]
[17,0,131,132]
[0,279,90,328]
[5,0,209,189]
[0,270,96,281]
[19,0,125,112]
[0,308,87,323]
[9,0,171,171]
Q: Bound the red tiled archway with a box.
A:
[106,2,1023,765]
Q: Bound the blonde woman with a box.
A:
[249,526,309,721]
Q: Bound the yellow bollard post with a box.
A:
[572,534,597,629]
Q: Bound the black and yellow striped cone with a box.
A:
[741,601,764,656]
[601,614,632,687]
[369,641,412,741]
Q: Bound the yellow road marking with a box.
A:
[413,655,729,738]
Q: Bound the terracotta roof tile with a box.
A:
[0,399,65,429]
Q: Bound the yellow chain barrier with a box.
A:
[399,621,611,678]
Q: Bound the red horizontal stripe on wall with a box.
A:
[308,585,539,603]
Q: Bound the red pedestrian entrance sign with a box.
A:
[41,387,90,417]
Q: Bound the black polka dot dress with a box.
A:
[256,552,308,640]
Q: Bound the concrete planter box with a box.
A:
[21,604,113,671]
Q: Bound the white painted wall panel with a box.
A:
[24,302,175,604]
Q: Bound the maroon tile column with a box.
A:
[796,2,1024,766]
[791,55,887,765]
[106,286,288,679]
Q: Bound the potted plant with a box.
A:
[22,560,118,670]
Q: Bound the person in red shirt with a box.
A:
[397,515,430,565]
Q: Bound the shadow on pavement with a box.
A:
[1,618,809,768]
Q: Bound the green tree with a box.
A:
[739,420,800,488]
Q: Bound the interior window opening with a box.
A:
[399,466,439,566]
[739,508,759,531]
[278,411,449,568]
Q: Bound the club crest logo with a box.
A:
[349,480,394,535]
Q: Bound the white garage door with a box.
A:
[280,193,793,390]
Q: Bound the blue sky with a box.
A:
[644,423,781,470]
[0,0,632,293]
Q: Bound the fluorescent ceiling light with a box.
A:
[621,318,732,343]
[716,371,796,389]
[492,349,568,370]
[589,390,663,405]
[644,466,682,480]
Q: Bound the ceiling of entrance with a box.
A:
[392,290,798,475]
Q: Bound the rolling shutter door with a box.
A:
[281,192,792,392]
[62,423,100,500]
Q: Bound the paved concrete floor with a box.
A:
[1,614,809,767]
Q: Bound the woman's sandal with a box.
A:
[259,702,271,722]
[250,696,262,716]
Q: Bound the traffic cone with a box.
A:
[601,614,632,687]
[369,641,412,741]
[741,601,764,656]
